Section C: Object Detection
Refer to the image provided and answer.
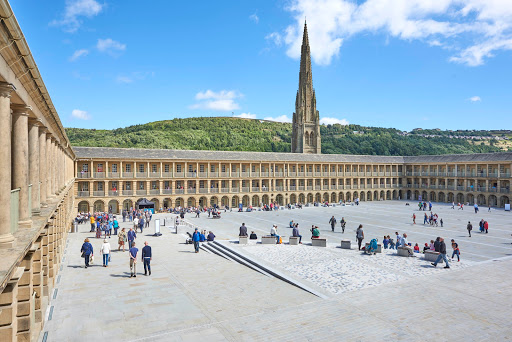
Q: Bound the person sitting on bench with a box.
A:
[270,225,280,244]
[292,224,302,244]
[250,231,257,240]
[311,226,320,239]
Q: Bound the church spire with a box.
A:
[292,20,321,154]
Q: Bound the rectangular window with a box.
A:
[188,164,193,172]
[138,164,144,173]
[164,164,169,173]
[82,164,89,172]
[164,181,169,188]
[222,165,226,172]
[112,164,118,172]
[176,165,182,172]
[111,181,118,189]
[292,166,296,172]
[97,182,103,191]
[252,165,256,172]
[97,163,103,172]
[211,165,215,172]
[80,182,88,191]
[242,165,246,172]
[152,181,157,189]
[232,165,236,172]
[125,164,131,172]
[152,164,157,173]
[200,165,205,172]
[139,181,144,189]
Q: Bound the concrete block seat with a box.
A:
[340,239,351,249]
[311,238,327,247]
[289,236,300,245]
[365,242,382,253]
[424,250,443,263]
[239,236,248,244]
[397,246,414,257]
[261,236,277,244]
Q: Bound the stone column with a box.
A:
[28,119,41,215]
[38,127,48,207]
[0,83,14,247]
[11,105,32,228]
[45,134,54,200]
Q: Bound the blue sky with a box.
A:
[11,0,512,131]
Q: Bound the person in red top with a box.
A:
[451,239,460,261]
[484,221,489,234]
[412,213,416,224]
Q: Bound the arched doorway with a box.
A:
[392,190,397,200]
[108,199,119,214]
[406,190,412,200]
[331,192,336,202]
[262,194,269,204]
[150,198,160,210]
[447,193,454,202]
[360,192,365,201]
[78,200,90,213]
[163,198,172,209]
[175,197,184,207]
[353,192,358,201]
[466,193,474,204]
[242,195,250,207]
[93,200,105,212]
[500,196,509,207]
[199,196,207,207]
[323,193,329,202]
[276,194,284,205]
[298,193,305,203]
[187,197,196,207]
[221,196,229,207]
[367,191,372,201]
[210,196,218,207]
[307,193,313,203]
[488,195,497,207]
[346,192,352,201]
[232,195,240,208]
[290,194,297,203]
[422,191,428,201]
[315,193,322,202]
[123,199,133,211]
[456,193,464,204]
[430,192,436,202]
[252,195,260,207]
[339,192,344,202]
[386,190,391,200]
[477,194,486,205]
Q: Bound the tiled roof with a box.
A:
[72,146,512,164]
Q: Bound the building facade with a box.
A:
[292,21,321,154]
[73,147,511,213]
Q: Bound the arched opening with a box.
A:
[488,195,497,207]
[386,190,391,200]
[199,196,208,207]
[323,192,329,202]
[305,131,310,146]
[353,192,358,202]
[380,191,385,200]
[447,193,454,203]
[466,193,474,204]
[374,191,379,201]
[175,197,184,207]
[123,199,133,211]
[406,190,412,200]
[414,190,419,200]
[346,192,352,201]
[187,197,196,207]
[310,132,315,146]
[298,193,305,203]
[210,196,218,207]
[315,193,322,202]
[290,194,297,203]
[307,193,314,203]
[430,192,436,202]
[262,194,269,204]
[276,194,284,205]
[331,192,336,202]
[456,193,464,204]
[150,198,160,210]
[422,191,428,201]
[392,190,398,200]
[477,194,486,205]
[438,192,445,202]
[163,198,172,209]
[367,191,372,201]
[78,200,90,213]
[500,196,509,207]
[252,195,260,207]
[221,196,229,207]
[360,191,365,201]
[93,200,105,212]
[108,199,119,214]
[231,195,240,208]
[339,192,344,202]
[242,195,250,207]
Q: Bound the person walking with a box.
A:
[467,221,472,237]
[133,216,139,231]
[127,228,136,251]
[129,242,138,277]
[356,224,364,250]
[142,241,152,276]
[239,223,248,237]
[451,239,460,262]
[340,217,346,233]
[139,216,145,233]
[329,216,337,232]
[431,237,450,269]
[118,228,127,251]
[90,215,96,232]
[192,228,200,253]
[484,221,489,234]
[113,217,119,235]
[412,213,416,224]
[80,238,93,269]
[101,239,111,267]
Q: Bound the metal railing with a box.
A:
[122,172,134,178]
[77,172,90,179]
[123,190,133,196]
[93,191,105,196]
[149,189,160,195]
[108,190,119,196]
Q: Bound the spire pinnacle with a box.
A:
[302,19,309,47]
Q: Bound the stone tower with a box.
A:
[292,21,321,154]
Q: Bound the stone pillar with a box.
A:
[0,83,14,247]
[11,105,32,228]
[38,127,48,207]
[29,119,41,215]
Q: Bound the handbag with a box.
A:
[81,252,85,258]
[90,255,94,265]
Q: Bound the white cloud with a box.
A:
[266,32,283,46]
[469,96,482,102]
[263,115,292,123]
[71,109,91,120]
[116,76,133,84]
[320,117,349,125]
[69,49,89,61]
[234,113,257,119]
[116,71,154,84]
[190,90,242,111]
[276,0,512,66]
[50,0,103,33]
[249,13,259,24]
[97,38,126,56]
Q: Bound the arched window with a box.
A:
[305,131,309,146]
[310,132,314,146]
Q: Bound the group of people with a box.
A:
[80,237,153,277]
[88,212,120,239]
[412,212,443,227]
[466,220,489,236]
[191,228,216,252]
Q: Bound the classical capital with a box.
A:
[11,104,32,116]
[29,117,43,127]
[0,82,14,98]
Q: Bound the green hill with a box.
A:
[65,117,505,156]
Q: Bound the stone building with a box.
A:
[0,3,511,341]
[292,21,321,154]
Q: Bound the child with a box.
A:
[423,243,430,252]
[440,218,443,227]
[383,236,389,249]
[388,236,395,250]
[413,243,420,253]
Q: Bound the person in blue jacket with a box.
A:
[80,238,93,268]
[192,228,200,253]
[141,241,152,276]
[127,228,137,250]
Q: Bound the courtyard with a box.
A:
[40,201,512,341]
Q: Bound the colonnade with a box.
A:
[0,82,73,248]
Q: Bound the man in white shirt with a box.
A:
[270,225,280,244]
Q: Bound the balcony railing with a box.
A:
[162,189,172,195]
[77,172,90,179]
[149,189,160,195]
[261,187,269,192]
[210,188,219,193]
[187,172,196,178]
[221,188,230,193]
[77,191,90,197]
[210,172,219,178]
[231,188,240,193]
[231,172,240,177]
[252,187,260,192]
[187,189,196,194]
[298,186,305,191]
[122,172,133,178]
[174,172,184,178]
[136,172,147,178]
[108,190,119,196]
[94,172,105,179]
[123,190,133,196]
[136,190,147,196]
[275,186,284,191]
[220,172,230,177]
[149,172,160,178]
[175,189,185,194]
[162,172,172,178]
[289,186,296,191]
[241,187,249,193]
[108,172,120,178]
[93,191,105,196]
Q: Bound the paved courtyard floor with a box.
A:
[40,201,512,341]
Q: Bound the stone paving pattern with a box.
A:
[41,201,512,341]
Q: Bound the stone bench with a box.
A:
[311,238,327,247]
[397,246,413,257]
[261,236,276,244]
[239,236,248,244]
[289,236,300,245]
[365,242,382,253]
[424,250,443,263]
[340,239,351,249]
